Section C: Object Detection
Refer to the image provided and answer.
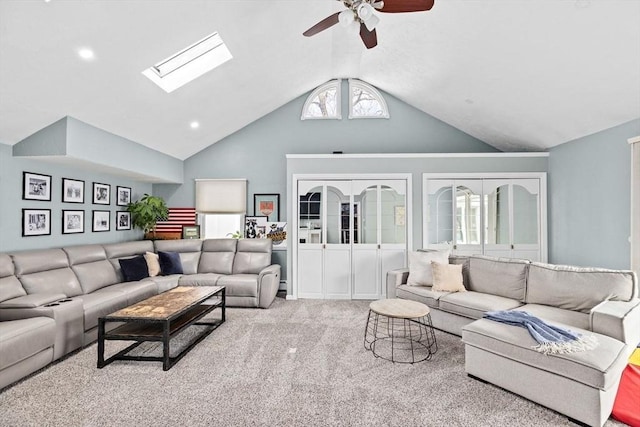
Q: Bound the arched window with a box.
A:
[301,79,342,120]
[348,79,389,119]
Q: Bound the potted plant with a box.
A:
[127,194,169,239]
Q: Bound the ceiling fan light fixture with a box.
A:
[357,3,375,21]
[338,9,355,26]
[364,14,380,31]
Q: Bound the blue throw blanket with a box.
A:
[484,310,598,355]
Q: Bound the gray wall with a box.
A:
[548,118,640,269]
[154,82,498,208]
[0,142,149,252]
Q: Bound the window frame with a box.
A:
[300,79,342,120]
[348,78,389,119]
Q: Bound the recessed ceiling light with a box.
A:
[190,121,200,129]
[142,32,232,93]
[78,48,95,60]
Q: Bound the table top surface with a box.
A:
[369,298,430,318]
[105,286,223,321]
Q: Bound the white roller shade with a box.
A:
[195,179,246,213]
[630,136,640,272]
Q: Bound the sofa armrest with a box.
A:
[257,264,281,309]
[0,293,67,309]
[386,268,409,298]
[590,298,640,345]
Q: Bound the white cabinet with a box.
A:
[424,174,547,261]
[295,178,409,300]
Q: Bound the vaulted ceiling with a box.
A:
[1,0,639,160]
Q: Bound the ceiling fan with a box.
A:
[303,0,435,49]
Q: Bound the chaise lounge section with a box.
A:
[387,254,640,427]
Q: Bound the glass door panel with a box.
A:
[426,180,454,247]
[454,181,482,255]
[513,181,539,245]
[484,180,511,245]
[298,182,323,245]
[353,182,378,245]
[380,183,406,244]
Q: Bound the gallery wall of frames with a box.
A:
[21,171,137,237]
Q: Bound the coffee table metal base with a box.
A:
[364,309,437,364]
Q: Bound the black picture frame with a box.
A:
[92,210,110,232]
[23,172,52,201]
[22,208,51,236]
[116,186,131,206]
[253,193,280,222]
[182,225,200,239]
[116,211,131,230]
[62,178,85,203]
[92,182,110,205]
[62,210,84,234]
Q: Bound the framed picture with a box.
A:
[266,222,287,249]
[116,211,131,230]
[23,172,52,201]
[182,225,200,239]
[116,186,131,206]
[253,193,280,222]
[92,210,110,232]
[22,209,51,236]
[62,210,84,234]
[62,178,85,203]
[92,182,110,205]
[245,216,267,239]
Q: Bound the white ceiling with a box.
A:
[1,0,639,160]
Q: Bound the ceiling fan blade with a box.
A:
[378,0,435,13]
[359,23,378,49]
[303,12,341,37]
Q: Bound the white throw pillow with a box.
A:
[431,262,466,292]
[144,251,161,277]
[406,250,450,286]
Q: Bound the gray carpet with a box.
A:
[0,298,627,427]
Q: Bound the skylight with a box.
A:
[142,32,232,93]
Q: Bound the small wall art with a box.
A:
[62,178,85,203]
[245,216,267,239]
[182,225,200,239]
[253,193,280,222]
[116,186,131,206]
[22,208,51,236]
[62,210,84,234]
[93,182,110,205]
[92,210,110,232]
[266,222,287,249]
[116,211,131,230]
[23,172,52,201]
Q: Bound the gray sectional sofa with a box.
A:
[0,238,280,390]
[387,254,640,427]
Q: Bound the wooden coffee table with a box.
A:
[363,298,437,363]
[97,286,225,371]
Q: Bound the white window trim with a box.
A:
[301,79,342,120]
[629,136,640,272]
[348,78,389,119]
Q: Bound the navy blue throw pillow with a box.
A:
[158,251,184,275]
[119,255,150,282]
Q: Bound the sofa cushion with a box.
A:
[158,251,184,275]
[119,256,150,282]
[74,291,130,330]
[12,249,82,297]
[233,239,271,274]
[0,254,26,303]
[154,239,202,274]
[512,304,590,331]
[178,273,224,286]
[449,255,470,289]
[431,262,465,292]
[0,317,56,370]
[462,318,628,390]
[64,245,118,294]
[396,284,449,309]
[526,262,636,313]
[439,291,523,319]
[467,256,529,301]
[217,274,259,297]
[406,250,450,287]
[104,241,155,280]
[100,281,157,305]
[199,239,237,275]
[147,275,180,293]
